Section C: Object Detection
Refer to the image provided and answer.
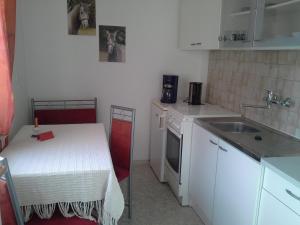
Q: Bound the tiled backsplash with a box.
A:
[207,50,300,138]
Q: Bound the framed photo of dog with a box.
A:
[67,0,96,35]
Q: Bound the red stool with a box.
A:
[109,105,135,219]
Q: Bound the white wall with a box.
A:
[21,0,208,160]
[10,0,29,137]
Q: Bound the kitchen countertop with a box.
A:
[262,157,300,189]
[153,99,241,118]
[196,117,300,161]
[153,100,300,189]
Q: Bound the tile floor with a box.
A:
[118,163,204,225]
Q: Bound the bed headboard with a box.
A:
[31,98,98,125]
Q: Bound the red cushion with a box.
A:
[110,119,132,173]
[37,131,55,141]
[0,180,17,225]
[34,109,96,125]
[115,165,130,182]
[26,212,98,225]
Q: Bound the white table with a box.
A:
[1,124,124,225]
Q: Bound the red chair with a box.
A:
[0,135,8,152]
[31,98,98,125]
[0,157,99,225]
[26,214,98,225]
[109,105,135,219]
[0,157,24,225]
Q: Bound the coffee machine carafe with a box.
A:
[161,75,178,104]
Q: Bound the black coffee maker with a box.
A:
[161,75,178,104]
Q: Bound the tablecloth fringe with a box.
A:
[21,200,117,225]
[95,200,116,225]
[33,203,56,219]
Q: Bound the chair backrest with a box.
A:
[109,105,135,171]
[0,135,8,152]
[31,98,98,125]
[0,157,24,225]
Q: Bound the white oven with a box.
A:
[166,127,182,176]
[164,108,194,206]
[165,123,183,187]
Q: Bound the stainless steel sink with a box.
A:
[209,122,260,133]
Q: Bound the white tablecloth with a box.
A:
[1,124,124,225]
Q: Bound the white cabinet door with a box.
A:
[189,124,218,225]
[254,0,300,49]
[213,140,261,225]
[178,0,222,50]
[220,0,256,48]
[258,189,300,225]
[149,104,166,182]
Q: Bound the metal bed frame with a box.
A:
[0,157,24,225]
[109,105,136,219]
[31,98,98,124]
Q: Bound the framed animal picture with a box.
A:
[67,0,96,35]
[99,25,126,63]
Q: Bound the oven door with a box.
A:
[166,126,182,177]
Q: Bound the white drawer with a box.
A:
[263,168,300,215]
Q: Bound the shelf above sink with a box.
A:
[230,0,300,17]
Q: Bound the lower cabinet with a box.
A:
[212,139,261,225]
[258,190,300,225]
[189,124,218,225]
[190,124,261,225]
[257,167,300,225]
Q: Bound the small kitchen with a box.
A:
[150,0,300,225]
[1,0,300,225]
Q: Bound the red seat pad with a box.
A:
[114,165,130,182]
[26,211,98,225]
[0,180,17,225]
[110,119,132,180]
[34,109,97,125]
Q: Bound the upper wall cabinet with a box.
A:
[178,0,222,50]
[220,0,257,48]
[179,0,300,50]
[254,0,300,49]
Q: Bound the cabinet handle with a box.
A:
[286,189,300,201]
[190,42,202,46]
[179,135,183,185]
[209,140,218,146]
[159,116,165,129]
[219,146,228,152]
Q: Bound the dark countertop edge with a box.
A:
[195,119,262,162]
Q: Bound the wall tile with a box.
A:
[207,50,300,139]
[278,51,297,65]
[292,82,300,98]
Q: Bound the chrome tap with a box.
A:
[263,89,275,108]
[240,90,295,115]
[280,97,295,108]
[241,90,273,110]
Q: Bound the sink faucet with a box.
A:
[241,90,295,115]
[241,90,273,111]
